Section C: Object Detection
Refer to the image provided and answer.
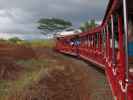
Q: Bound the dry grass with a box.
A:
[0,40,113,100]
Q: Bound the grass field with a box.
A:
[0,39,56,100]
[0,39,113,100]
[28,39,55,48]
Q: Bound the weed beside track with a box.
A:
[0,41,113,100]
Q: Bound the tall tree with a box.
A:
[37,18,72,34]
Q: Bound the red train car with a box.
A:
[55,0,133,100]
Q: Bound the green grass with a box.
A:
[0,38,55,48]
[28,39,55,48]
[0,58,54,100]
[0,39,57,99]
[14,39,55,48]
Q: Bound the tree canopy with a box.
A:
[38,18,72,34]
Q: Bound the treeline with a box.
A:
[79,19,97,32]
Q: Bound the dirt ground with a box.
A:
[0,42,113,100]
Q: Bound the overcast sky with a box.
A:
[0,0,109,34]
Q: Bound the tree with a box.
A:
[37,18,72,34]
[80,19,97,32]
[89,19,97,29]
[8,37,22,43]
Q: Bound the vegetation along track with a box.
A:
[0,41,113,100]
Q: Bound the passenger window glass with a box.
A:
[108,20,112,48]
[102,29,106,53]
[96,33,99,48]
[113,15,119,49]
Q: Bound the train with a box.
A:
[55,0,133,100]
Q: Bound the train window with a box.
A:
[96,33,99,48]
[83,37,86,47]
[70,39,74,46]
[87,35,89,48]
[108,20,112,48]
[108,20,112,36]
[92,35,94,47]
[90,35,93,47]
[92,35,94,48]
[113,15,119,49]
[88,36,90,47]
[90,36,92,48]
[102,28,106,53]
[91,35,93,46]
[110,14,119,66]
[80,38,83,47]
[85,36,88,48]
[76,38,80,46]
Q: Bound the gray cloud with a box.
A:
[0,0,109,34]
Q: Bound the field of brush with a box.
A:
[0,39,113,100]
